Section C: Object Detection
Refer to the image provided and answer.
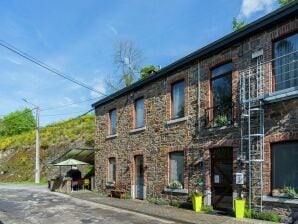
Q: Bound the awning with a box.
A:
[50,147,94,165]
[54,159,89,166]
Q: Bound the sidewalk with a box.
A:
[70,191,275,224]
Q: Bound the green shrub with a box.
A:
[146,198,169,205]
[245,209,281,223]
[169,200,181,207]
[121,194,132,200]
[244,208,254,218]
[201,205,213,213]
[254,211,281,222]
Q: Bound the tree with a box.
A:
[0,108,36,136]
[278,0,295,6]
[140,65,159,79]
[232,17,247,31]
[113,40,144,87]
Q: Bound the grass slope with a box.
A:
[0,114,95,183]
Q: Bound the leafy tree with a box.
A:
[140,65,159,79]
[113,40,144,87]
[0,108,36,136]
[232,17,247,31]
[278,0,295,6]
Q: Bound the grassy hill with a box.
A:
[0,114,95,183]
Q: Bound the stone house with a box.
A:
[93,2,298,216]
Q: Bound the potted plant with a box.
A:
[191,177,204,212]
[281,186,297,198]
[214,115,229,127]
[168,180,183,189]
[191,190,203,212]
[234,197,246,218]
[106,180,115,188]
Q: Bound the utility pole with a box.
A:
[35,106,40,184]
[23,99,40,184]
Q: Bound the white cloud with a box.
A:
[239,0,275,18]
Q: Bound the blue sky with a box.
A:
[0,0,280,126]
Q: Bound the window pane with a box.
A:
[212,63,232,78]
[272,142,298,189]
[135,98,144,128]
[274,33,298,91]
[211,67,232,126]
[110,109,116,135]
[172,81,185,119]
[109,158,116,182]
[170,152,184,186]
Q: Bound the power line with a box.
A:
[0,39,109,97]
[42,109,92,117]
[44,108,94,129]
[41,96,102,111]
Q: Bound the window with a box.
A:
[108,157,116,182]
[171,81,185,119]
[169,152,184,187]
[109,109,117,135]
[272,142,298,190]
[274,33,298,91]
[211,63,232,126]
[135,98,144,128]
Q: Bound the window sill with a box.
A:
[106,134,118,140]
[263,196,298,205]
[264,86,298,103]
[167,116,188,125]
[164,187,188,194]
[129,126,146,134]
[206,123,236,131]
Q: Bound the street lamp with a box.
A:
[23,98,40,184]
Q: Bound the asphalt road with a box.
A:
[0,184,175,224]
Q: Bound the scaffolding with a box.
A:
[239,50,298,212]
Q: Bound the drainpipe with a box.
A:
[197,61,201,130]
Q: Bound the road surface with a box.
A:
[0,184,175,224]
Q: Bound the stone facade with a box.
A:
[94,10,298,218]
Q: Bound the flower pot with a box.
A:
[234,199,245,218]
[192,195,203,212]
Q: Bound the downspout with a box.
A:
[197,61,201,130]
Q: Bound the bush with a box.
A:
[169,200,180,207]
[255,211,281,222]
[146,198,169,205]
[201,205,213,213]
[245,209,282,223]
[121,194,132,200]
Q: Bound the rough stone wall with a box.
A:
[94,15,298,209]
[95,64,199,201]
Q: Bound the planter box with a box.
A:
[234,199,245,218]
[192,195,203,212]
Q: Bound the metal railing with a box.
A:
[240,50,298,103]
